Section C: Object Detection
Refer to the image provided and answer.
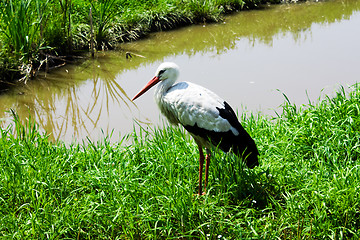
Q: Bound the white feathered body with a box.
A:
[154,79,259,168]
[155,81,237,131]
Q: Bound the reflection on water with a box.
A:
[1,0,359,143]
[0,54,151,142]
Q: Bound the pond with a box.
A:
[1,0,359,143]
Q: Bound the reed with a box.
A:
[90,0,118,49]
[0,0,47,62]
[58,0,73,52]
[1,84,360,238]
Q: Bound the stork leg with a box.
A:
[204,149,211,192]
[198,145,205,195]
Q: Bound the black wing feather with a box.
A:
[183,101,259,168]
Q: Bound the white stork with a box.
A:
[132,62,259,195]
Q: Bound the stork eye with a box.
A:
[158,69,165,75]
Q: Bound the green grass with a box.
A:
[1,84,360,239]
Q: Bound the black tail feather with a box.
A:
[216,101,259,168]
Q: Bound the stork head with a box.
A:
[155,62,180,82]
[132,62,180,101]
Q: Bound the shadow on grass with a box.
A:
[209,152,280,210]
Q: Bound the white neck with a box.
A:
[154,78,175,104]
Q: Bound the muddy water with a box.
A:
[1,0,360,143]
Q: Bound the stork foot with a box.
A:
[194,191,206,197]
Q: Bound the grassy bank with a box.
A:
[1,84,360,239]
[0,0,273,89]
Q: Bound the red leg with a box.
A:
[204,149,211,192]
[198,145,205,195]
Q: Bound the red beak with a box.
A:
[132,76,160,101]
